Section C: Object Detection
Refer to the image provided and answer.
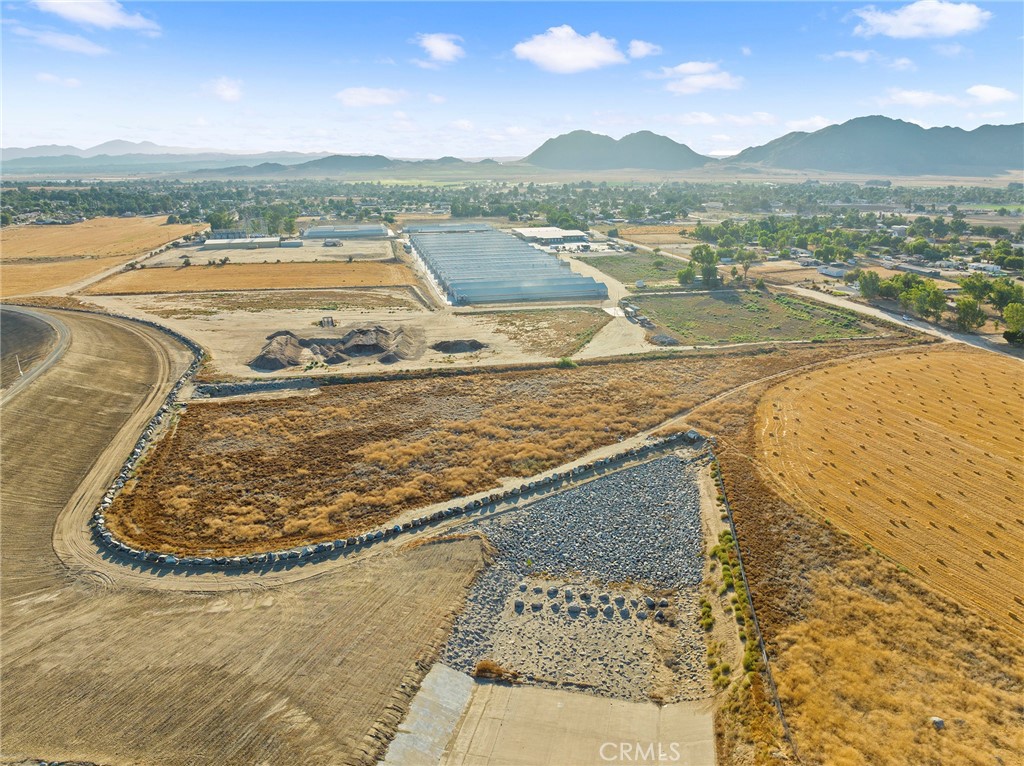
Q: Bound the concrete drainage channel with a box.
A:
[89,423,705,572]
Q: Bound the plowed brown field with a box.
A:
[84,261,417,294]
[1,255,134,297]
[757,344,1024,633]
[1,216,203,259]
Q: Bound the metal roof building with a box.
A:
[511,227,588,245]
[409,225,608,305]
[404,222,492,234]
[302,224,389,239]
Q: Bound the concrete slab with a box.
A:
[441,682,716,766]
[383,663,475,765]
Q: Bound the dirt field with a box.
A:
[1,255,136,297]
[0,216,203,259]
[0,309,487,766]
[84,261,419,295]
[145,240,393,267]
[105,340,913,557]
[0,307,56,388]
[469,307,612,357]
[618,225,696,245]
[137,288,422,318]
[686,345,1024,766]
[633,290,882,345]
[757,345,1024,633]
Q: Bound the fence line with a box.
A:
[708,443,801,764]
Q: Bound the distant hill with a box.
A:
[523,130,712,170]
[729,116,1024,175]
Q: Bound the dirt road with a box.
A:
[0,309,485,766]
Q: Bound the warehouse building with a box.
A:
[409,225,608,305]
[302,223,389,239]
[511,227,589,245]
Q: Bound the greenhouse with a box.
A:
[409,225,609,305]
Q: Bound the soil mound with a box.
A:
[249,331,304,370]
[431,339,487,354]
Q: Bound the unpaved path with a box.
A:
[0,309,485,766]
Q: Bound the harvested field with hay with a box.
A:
[105,340,911,557]
[685,347,1024,766]
[0,216,203,259]
[1,255,134,297]
[634,290,883,345]
[618,225,696,245]
[757,345,1024,634]
[470,308,612,357]
[84,261,418,295]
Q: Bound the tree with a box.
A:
[166,214,179,225]
[858,270,881,299]
[901,281,947,321]
[1003,303,1024,333]
[677,265,696,285]
[989,278,1024,310]
[953,297,987,332]
[959,272,991,301]
[736,250,758,280]
[690,244,719,287]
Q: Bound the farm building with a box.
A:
[817,265,849,278]
[511,227,589,245]
[409,225,608,305]
[404,222,491,234]
[207,229,249,240]
[896,263,941,278]
[201,237,281,251]
[302,224,389,239]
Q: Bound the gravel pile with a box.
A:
[442,456,706,700]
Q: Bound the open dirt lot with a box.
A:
[757,344,1024,633]
[84,260,419,294]
[146,240,393,267]
[0,306,56,388]
[105,340,913,557]
[686,345,1024,765]
[136,287,423,318]
[0,216,203,259]
[577,252,686,287]
[618,225,697,246]
[0,309,487,766]
[465,307,612,357]
[1,255,137,297]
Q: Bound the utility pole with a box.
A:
[16,354,24,376]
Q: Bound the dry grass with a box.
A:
[139,288,420,319]
[686,346,1024,766]
[618,225,696,245]
[470,307,612,357]
[83,261,418,295]
[758,345,1023,633]
[1,255,135,297]
[105,342,908,556]
[1,216,203,259]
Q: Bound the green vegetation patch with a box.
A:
[577,252,683,286]
[633,290,875,345]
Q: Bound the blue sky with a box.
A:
[2,1,1022,157]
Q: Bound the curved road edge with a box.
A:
[0,305,71,406]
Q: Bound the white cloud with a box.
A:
[654,62,743,95]
[852,0,991,39]
[723,112,777,126]
[674,112,718,125]
[335,87,408,107]
[741,46,753,56]
[881,87,961,107]
[889,56,917,71]
[414,33,465,68]
[828,49,878,63]
[36,71,80,87]
[513,25,627,74]
[966,84,1016,104]
[787,116,833,131]
[452,119,475,131]
[427,93,446,104]
[628,39,662,59]
[32,0,160,36]
[204,76,242,103]
[933,42,966,56]
[13,25,109,54]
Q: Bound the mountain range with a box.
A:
[3,116,1022,177]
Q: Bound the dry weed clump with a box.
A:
[106,341,906,557]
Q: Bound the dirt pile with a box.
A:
[249,325,423,370]
[249,331,304,370]
[431,339,487,354]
